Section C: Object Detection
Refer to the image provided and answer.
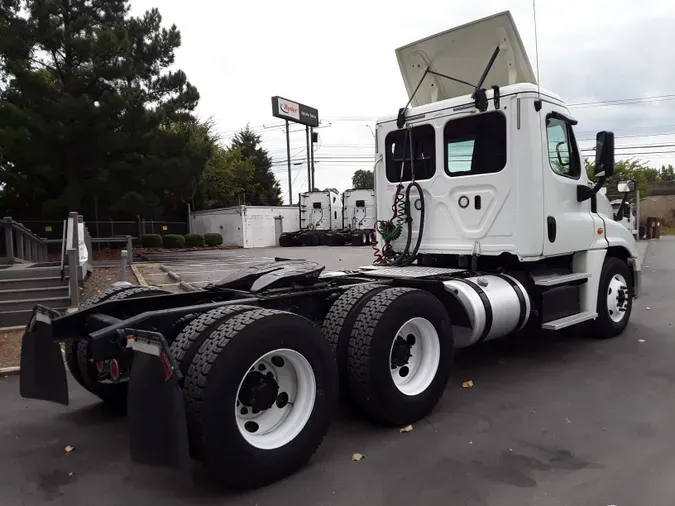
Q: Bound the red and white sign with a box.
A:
[271,96,319,127]
[277,98,300,121]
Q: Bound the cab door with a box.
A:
[541,106,596,256]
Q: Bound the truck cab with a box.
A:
[376,11,637,264]
[372,10,639,336]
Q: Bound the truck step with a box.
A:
[532,272,590,287]
[542,311,598,331]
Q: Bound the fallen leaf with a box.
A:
[64,445,75,453]
[462,380,474,388]
[638,339,646,343]
[352,453,365,462]
[400,425,413,433]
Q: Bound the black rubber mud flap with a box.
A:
[19,306,68,405]
[127,331,190,472]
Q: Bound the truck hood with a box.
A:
[395,10,537,107]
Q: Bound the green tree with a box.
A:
[0,0,208,220]
[352,169,374,189]
[659,164,675,182]
[229,126,282,206]
[195,147,255,209]
[585,158,659,197]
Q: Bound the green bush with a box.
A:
[141,234,162,248]
[204,233,223,246]
[185,233,205,247]
[163,234,186,249]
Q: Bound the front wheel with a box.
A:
[590,257,633,338]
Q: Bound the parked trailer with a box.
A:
[279,190,343,247]
[19,10,640,492]
[337,188,377,246]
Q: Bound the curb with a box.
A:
[159,265,194,292]
[130,264,149,287]
[179,281,197,292]
[0,366,20,377]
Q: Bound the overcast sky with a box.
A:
[131,0,675,204]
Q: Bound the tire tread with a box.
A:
[184,308,284,456]
[169,305,258,374]
[346,287,415,418]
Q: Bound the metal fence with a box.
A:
[19,219,187,241]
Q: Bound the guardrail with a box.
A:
[1,217,48,263]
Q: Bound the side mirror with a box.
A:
[617,180,636,193]
[594,131,615,178]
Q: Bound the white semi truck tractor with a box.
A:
[367,10,639,342]
[340,188,377,246]
[279,189,343,246]
[18,10,641,491]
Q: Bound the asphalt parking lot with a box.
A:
[1,239,672,505]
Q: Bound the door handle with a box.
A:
[547,216,557,243]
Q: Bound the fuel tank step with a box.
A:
[541,311,598,330]
[532,272,590,287]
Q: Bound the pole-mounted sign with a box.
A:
[271,96,319,128]
[271,96,320,204]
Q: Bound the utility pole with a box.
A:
[305,126,312,192]
[310,127,316,190]
[285,120,293,204]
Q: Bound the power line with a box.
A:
[219,92,675,138]
[568,94,675,109]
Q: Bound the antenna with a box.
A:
[532,0,541,100]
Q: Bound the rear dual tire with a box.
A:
[323,286,453,425]
[351,230,371,247]
[64,285,169,410]
[279,233,294,248]
[179,308,338,489]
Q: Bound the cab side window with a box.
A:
[385,124,436,183]
[546,117,581,179]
